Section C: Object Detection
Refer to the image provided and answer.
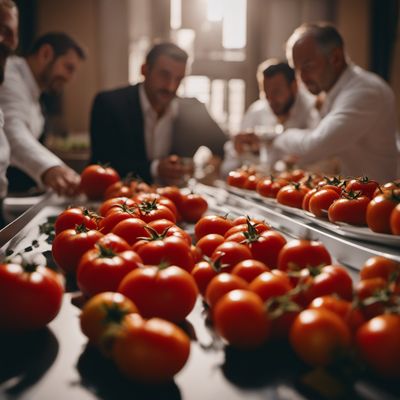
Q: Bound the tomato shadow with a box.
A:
[76,344,182,400]
[0,328,59,395]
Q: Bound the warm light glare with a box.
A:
[222,0,247,49]
[170,0,182,29]
[207,0,223,21]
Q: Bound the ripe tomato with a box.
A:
[98,197,136,217]
[231,215,266,226]
[98,203,139,234]
[223,221,270,239]
[118,265,198,322]
[80,164,120,200]
[179,193,208,223]
[136,199,176,223]
[157,186,183,208]
[134,193,178,219]
[54,207,99,235]
[231,259,270,283]
[277,239,331,272]
[211,241,252,272]
[360,256,400,283]
[112,313,190,383]
[366,192,400,233]
[276,183,310,209]
[308,188,340,218]
[196,233,225,257]
[0,260,64,331]
[302,188,317,211]
[346,176,379,199]
[111,217,148,246]
[243,174,259,190]
[191,260,219,296]
[205,272,248,308]
[256,176,288,198]
[356,314,400,378]
[328,192,370,226]
[194,214,234,240]
[227,170,249,188]
[77,245,143,298]
[213,289,270,348]
[290,308,351,367]
[147,219,192,246]
[80,291,138,348]
[390,203,400,235]
[52,226,104,275]
[249,270,292,302]
[104,178,152,199]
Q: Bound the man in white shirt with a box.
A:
[272,22,398,183]
[0,32,85,196]
[221,59,320,175]
[90,42,226,186]
[0,0,18,227]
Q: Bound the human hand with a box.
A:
[233,132,260,154]
[157,155,194,186]
[41,165,81,197]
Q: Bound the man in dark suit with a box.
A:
[90,42,226,185]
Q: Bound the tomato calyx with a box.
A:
[96,244,117,258]
[138,199,159,215]
[265,290,302,319]
[341,189,363,200]
[75,223,92,233]
[138,225,170,242]
[239,218,262,244]
[203,254,230,273]
[110,202,138,215]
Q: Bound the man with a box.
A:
[90,42,226,185]
[0,0,17,227]
[221,59,320,175]
[0,32,85,196]
[272,22,398,183]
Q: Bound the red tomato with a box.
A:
[276,183,310,209]
[256,176,289,198]
[356,314,400,378]
[147,219,192,246]
[191,260,219,296]
[301,188,317,211]
[277,239,332,272]
[213,289,270,348]
[232,215,266,226]
[111,217,148,246]
[118,265,198,322]
[104,178,152,199]
[231,259,270,283]
[249,270,292,302]
[196,233,225,257]
[179,193,208,223]
[243,174,259,190]
[136,199,176,223]
[98,197,136,217]
[211,241,252,272]
[205,272,248,308]
[112,313,190,383]
[328,192,370,226]
[194,215,234,240]
[308,188,340,218]
[227,170,249,188]
[134,193,178,219]
[0,260,64,331]
[290,308,351,367]
[390,203,400,235]
[346,176,379,199]
[52,226,104,274]
[366,192,400,233]
[360,256,400,283]
[156,186,183,208]
[54,207,99,235]
[80,164,120,200]
[98,203,139,234]
[223,221,270,239]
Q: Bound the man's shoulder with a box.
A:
[96,84,138,100]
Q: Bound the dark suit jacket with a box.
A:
[89,83,227,182]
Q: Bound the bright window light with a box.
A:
[210,79,227,125]
[207,0,223,22]
[170,0,181,30]
[228,78,245,132]
[181,75,210,105]
[222,0,247,49]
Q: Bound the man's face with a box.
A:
[292,35,336,95]
[40,48,81,94]
[142,54,186,114]
[263,73,296,116]
[0,5,18,84]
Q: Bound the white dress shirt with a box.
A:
[138,83,178,179]
[273,64,398,183]
[0,56,64,186]
[0,109,10,198]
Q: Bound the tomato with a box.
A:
[80,164,121,200]
[213,289,270,348]
[211,241,252,272]
[134,193,178,219]
[112,313,190,383]
[232,215,266,226]
[276,183,310,209]
[179,193,208,223]
[308,188,340,218]
[328,192,370,226]
[256,176,289,198]
[205,272,248,308]
[356,314,400,378]
[98,203,139,234]
[390,203,400,235]
[54,207,99,235]
[191,260,219,296]
[374,180,400,197]
[136,199,176,223]
[227,170,249,188]
[309,296,364,333]
[133,235,194,272]
[366,192,400,233]
[111,217,148,246]
[0,260,64,331]
[346,176,379,199]
[80,292,138,349]
[301,188,317,211]
[156,186,183,208]
[118,265,198,322]
[194,214,234,240]
[196,233,225,257]
[290,308,351,367]
[147,219,192,246]
[52,226,104,275]
[223,221,270,239]
[277,239,331,272]
[231,259,270,283]
[360,256,400,283]
[77,245,143,298]
[243,174,259,191]
[249,270,292,302]
[104,178,152,199]
[98,197,136,217]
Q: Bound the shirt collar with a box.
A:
[20,57,41,101]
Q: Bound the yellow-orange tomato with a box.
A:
[112,313,190,383]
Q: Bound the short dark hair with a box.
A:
[145,42,188,68]
[257,59,295,86]
[28,32,86,60]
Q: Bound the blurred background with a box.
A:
[14,0,400,171]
